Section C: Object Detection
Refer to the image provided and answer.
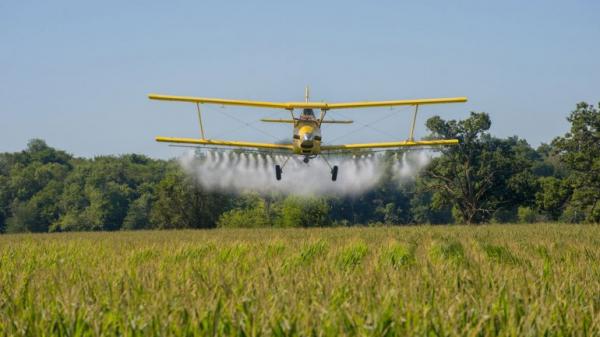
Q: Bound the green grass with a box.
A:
[1,224,600,336]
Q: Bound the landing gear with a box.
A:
[275,156,339,181]
[275,156,291,181]
[321,155,339,182]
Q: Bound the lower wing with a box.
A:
[321,139,458,151]
[155,137,294,151]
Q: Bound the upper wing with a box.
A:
[326,97,467,110]
[321,139,459,151]
[149,93,467,110]
[149,94,292,109]
[148,94,327,110]
[156,136,294,151]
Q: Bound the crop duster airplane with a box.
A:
[149,88,467,181]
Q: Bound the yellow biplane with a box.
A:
[149,88,466,181]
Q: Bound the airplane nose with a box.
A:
[301,133,315,148]
[300,135,313,149]
[301,140,314,148]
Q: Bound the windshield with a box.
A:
[300,109,315,119]
[303,132,314,141]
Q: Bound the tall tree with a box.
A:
[423,113,536,224]
[3,140,72,232]
[150,169,227,229]
[552,102,600,222]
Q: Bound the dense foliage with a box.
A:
[0,102,598,232]
[1,225,599,335]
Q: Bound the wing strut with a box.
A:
[408,105,419,141]
[196,103,206,139]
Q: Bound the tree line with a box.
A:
[1,102,598,232]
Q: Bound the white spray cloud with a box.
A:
[391,151,432,183]
[178,150,432,196]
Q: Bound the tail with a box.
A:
[305,85,310,102]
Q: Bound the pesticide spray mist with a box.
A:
[179,150,432,196]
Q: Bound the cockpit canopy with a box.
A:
[301,108,315,117]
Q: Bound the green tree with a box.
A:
[517,206,537,223]
[52,154,168,231]
[3,140,72,232]
[0,175,9,232]
[217,193,274,228]
[53,161,132,231]
[25,139,72,166]
[150,169,227,229]
[535,176,571,220]
[552,102,600,222]
[8,180,63,232]
[85,182,132,230]
[279,196,330,227]
[423,113,537,224]
[123,192,153,230]
[409,179,453,224]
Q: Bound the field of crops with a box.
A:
[1,225,599,336]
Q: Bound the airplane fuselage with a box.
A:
[292,109,322,157]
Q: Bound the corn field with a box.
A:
[1,225,599,336]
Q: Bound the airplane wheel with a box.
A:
[331,165,338,181]
[275,165,282,181]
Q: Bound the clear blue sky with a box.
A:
[1,0,599,159]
